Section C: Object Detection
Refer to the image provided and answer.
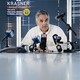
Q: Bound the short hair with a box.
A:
[35,10,50,21]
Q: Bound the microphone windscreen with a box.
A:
[55,13,65,20]
[40,33,47,51]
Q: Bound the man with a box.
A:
[21,10,70,52]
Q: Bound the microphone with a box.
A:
[40,33,47,51]
[52,34,62,52]
[52,34,61,44]
[29,36,40,52]
[2,29,14,42]
[5,29,14,38]
[55,13,65,20]
[32,36,40,44]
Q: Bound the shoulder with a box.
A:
[49,24,61,30]
[29,26,38,31]
[49,24,64,34]
[28,26,38,33]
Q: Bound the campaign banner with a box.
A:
[7,0,30,16]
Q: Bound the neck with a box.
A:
[40,28,49,33]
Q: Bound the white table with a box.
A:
[0,52,80,80]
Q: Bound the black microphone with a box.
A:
[52,34,62,52]
[52,34,61,44]
[40,33,47,51]
[55,13,65,20]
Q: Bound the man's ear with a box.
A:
[36,21,38,25]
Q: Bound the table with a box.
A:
[0,51,80,80]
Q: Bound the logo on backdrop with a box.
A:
[23,8,30,16]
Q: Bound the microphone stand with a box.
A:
[60,17,77,52]
[1,36,9,47]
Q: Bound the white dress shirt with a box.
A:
[21,24,71,52]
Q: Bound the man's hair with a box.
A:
[35,10,50,21]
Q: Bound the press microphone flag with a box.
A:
[52,34,61,44]
[5,29,14,38]
[55,13,65,20]
[32,36,40,44]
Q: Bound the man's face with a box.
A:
[36,14,49,33]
